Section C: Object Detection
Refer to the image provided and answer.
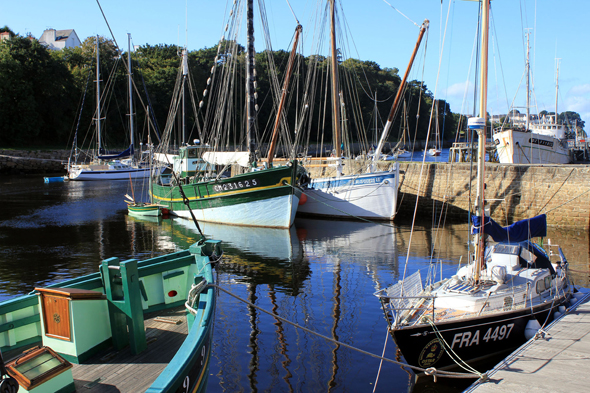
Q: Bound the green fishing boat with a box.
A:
[0,239,221,393]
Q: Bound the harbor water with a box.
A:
[1,175,589,392]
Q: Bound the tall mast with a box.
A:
[182,48,188,144]
[127,34,135,156]
[96,36,102,158]
[471,0,490,282]
[372,20,428,168]
[329,0,342,161]
[555,58,560,119]
[525,30,531,131]
[246,0,257,167]
[267,24,302,166]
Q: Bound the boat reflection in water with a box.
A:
[119,213,590,392]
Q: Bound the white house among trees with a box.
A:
[38,29,80,50]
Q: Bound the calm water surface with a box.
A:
[1,175,588,392]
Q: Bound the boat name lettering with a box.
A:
[529,138,554,147]
[354,177,382,185]
[450,323,514,349]
[182,376,190,393]
[213,179,258,192]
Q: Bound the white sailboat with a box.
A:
[376,0,572,373]
[297,2,428,221]
[67,35,162,181]
[493,33,570,164]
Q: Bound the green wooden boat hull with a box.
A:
[151,161,303,228]
[0,240,221,393]
[128,203,162,217]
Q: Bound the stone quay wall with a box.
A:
[0,150,69,175]
[2,150,589,229]
[304,159,590,229]
[396,162,590,229]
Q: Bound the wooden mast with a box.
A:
[473,0,490,282]
[266,24,302,167]
[372,20,428,167]
[246,0,257,167]
[329,0,342,161]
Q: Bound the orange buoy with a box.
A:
[298,193,308,205]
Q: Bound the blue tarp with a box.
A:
[472,214,547,242]
[98,145,134,160]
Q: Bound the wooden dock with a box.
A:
[466,291,590,392]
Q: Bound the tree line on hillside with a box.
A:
[1,26,583,153]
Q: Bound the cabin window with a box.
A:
[536,280,546,294]
[544,276,552,291]
[187,149,198,158]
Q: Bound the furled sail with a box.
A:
[472,214,547,242]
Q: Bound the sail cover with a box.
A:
[472,214,547,242]
[203,151,250,168]
[98,145,134,160]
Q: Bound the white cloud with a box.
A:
[440,81,474,114]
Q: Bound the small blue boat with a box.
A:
[0,239,221,393]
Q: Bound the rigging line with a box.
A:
[208,283,480,379]
[541,186,590,216]
[284,0,300,25]
[95,0,120,50]
[380,0,419,27]
[372,329,390,393]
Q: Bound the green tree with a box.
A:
[0,34,75,146]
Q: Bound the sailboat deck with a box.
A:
[406,300,473,325]
[71,307,188,392]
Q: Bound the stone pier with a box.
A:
[397,162,590,229]
[0,150,69,175]
[304,159,590,229]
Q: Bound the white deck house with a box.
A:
[39,29,81,50]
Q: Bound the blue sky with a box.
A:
[3,0,589,126]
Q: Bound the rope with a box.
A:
[380,0,420,27]
[372,329,390,392]
[207,282,481,380]
[427,320,486,379]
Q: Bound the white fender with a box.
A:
[524,319,542,340]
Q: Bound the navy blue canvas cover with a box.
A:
[98,145,134,160]
[472,214,547,242]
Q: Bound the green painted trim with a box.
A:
[0,336,42,354]
[163,270,185,280]
[143,299,187,314]
[56,352,78,364]
[137,250,191,268]
[0,314,40,333]
[55,382,76,393]
[0,295,38,314]
[139,280,148,302]
[151,163,298,213]
[138,256,195,278]
[69,337,112,364]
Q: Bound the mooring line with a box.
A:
[206,282,481,380]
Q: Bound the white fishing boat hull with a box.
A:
[171,193,300,228]
[298,167,399,220]
[68,163,165,181]
[494,129,570,164]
